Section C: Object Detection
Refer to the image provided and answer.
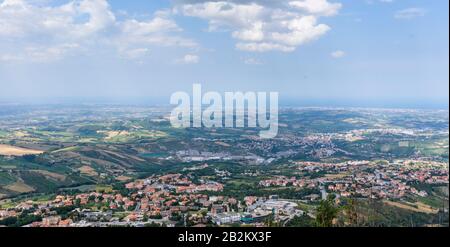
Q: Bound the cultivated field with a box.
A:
[384,200,440,214]
[0,144,44,156]
[4,181,35,193]
[78,165,98,177]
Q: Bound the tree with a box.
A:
[144,222,162,227]
[343,198,358,226]
[315,195,339,227]
[264,213,281,227]
[150,214,162,220]
[285,214,315,227]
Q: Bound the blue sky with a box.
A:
[0,0,448,107]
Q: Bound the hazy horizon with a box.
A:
[0,95,448,110]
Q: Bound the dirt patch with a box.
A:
[103,131,130,140]
[325,173,348,179]
[116,176,132,182]
[4,181,35,193]
[33,170,66,181]
[414,202,440,214]
[215,141,231,147]
[384,200,439,214]
[0,144,44,156]
[14,131,28,138]
[78,165,98,177]
[52,146,79,153]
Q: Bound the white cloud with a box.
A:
[177,0,341,52]
[176,54,200,64]
[232,21,265,42]
[242,57,263,65]
[0,0,196,63]
[180,2,266,31]
[0,0,343,61]
[270,15,330,47]
[331,50,345,58]
[0,42,81,62]
[0,0,115,39]
[394,8,426,19]
[236,42,295,52]
[289,0,342,17]
[119,48,149,60]
[115,15,196,58]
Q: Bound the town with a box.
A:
[1,158,447,227]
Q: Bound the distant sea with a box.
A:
[0,96,448,110]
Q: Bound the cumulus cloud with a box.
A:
[331,50,345,58]
[236,42,295,52]
[289,0,342,16]
[176,54,200,64]
[0,0,114,39]
[0,0,343,62]
[242,57,263,65]
[115,14,196,59]
[176,0,341,52]
[0,0,196,62]
[119,48,150,60]
[394,8,426,20]
[0,42,82,62]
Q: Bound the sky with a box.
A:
[0,0,448,108]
